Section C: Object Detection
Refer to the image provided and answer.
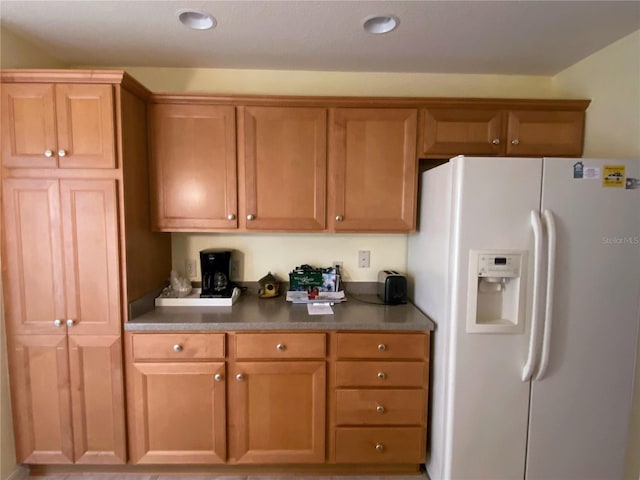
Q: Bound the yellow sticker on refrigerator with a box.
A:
[602,165,625,188]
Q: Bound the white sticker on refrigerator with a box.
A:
[583,166,601,180]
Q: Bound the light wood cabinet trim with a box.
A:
[234,332,326,359]
[68,335,127,464]
[132,333,225,361]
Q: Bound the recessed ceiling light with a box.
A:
[363,15,399,34]
[177,10,216,30]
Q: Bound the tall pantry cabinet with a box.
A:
[0,70,171,464]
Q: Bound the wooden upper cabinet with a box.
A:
[149,103,238,231]
[2,178,121,336]
[1,83,115,169]
[419,108,504,156]
[418,104,587,158]
[328,108,418,232]
[239,106,327,230]
[505,110,585,156]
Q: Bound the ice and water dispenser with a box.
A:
[466,250,526,333]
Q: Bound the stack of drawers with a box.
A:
[331,332,429,464]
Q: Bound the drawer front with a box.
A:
[335,332,428,359]
[334,427,425,463]
[335,389,426,426]
[132,333,225,361]
[235,332,326,359]
[335,361,427,387]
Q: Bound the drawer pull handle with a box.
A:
[377,372,386,380]
[511,138,520,145]
[54,319,63,327]
[375,443,384,452]
[66,319,75,327]
[173,344,183,352]
[378,343,386,352]
[276,343,286,351]
[58,149,67,157]
[376,405,385,414]
[214,373,223,382]
[44,149,54,158]
[236,373,245,381]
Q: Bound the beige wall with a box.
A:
[0,25,65,480]
[553,29,640,480]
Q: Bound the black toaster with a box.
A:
[377,270,407,305]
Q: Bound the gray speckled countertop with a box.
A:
[126,287,434,332]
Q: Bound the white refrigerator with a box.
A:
[407,156,640,480]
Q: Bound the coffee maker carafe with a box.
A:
[200,249,234,298]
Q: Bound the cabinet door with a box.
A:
[229,361,326,463]
[8,335,73,464]
[329,108,418,232]
[2,178,66,335]
[239,106,326,230]
[68,335,126,464]
[130,362,226,464]
[60,179,121,336]
[419,108,504,157]
[55,84,116,169]
[1,84,58,168]
[506,110,585,156]
[149,103,237,230]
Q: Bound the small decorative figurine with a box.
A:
[258,271,280,298]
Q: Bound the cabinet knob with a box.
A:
[511,138,520,145]
[227,214,236,221]
[54,319,63,327]
[377,372,386,380]
[214,373,223,382]
[276,343,286,351]
[236,373,245,381]
[378,343,386,352]
[44,149,54,158]
[173,344,183,352]
[492,138,500,145]
[335,215,344,222]
[58,149,67,157]
[375,443,385,452]
[376,405,385,414]
[66,319,75,327]
[247,214,255,221]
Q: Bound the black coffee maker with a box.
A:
[200,249,234,298]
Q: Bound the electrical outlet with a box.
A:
[358,250,370,268]
[185,259,197,278]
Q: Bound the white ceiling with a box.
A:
[1,1,639,75]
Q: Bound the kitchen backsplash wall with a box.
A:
[172,233,407,283]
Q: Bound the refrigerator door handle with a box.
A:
[522,209,544,382]
[535,209,557,380]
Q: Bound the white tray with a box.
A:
[155,287,241,307]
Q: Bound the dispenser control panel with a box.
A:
[478,254,521,278]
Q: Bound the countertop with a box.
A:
[126,287,434,332]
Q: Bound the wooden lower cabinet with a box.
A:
[130,361,226,464]
[9,334,126,464]
[125,330,429,470]
[229,361,326,463]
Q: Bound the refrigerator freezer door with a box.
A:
[526,158,640,479]
[446,156,543,479]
